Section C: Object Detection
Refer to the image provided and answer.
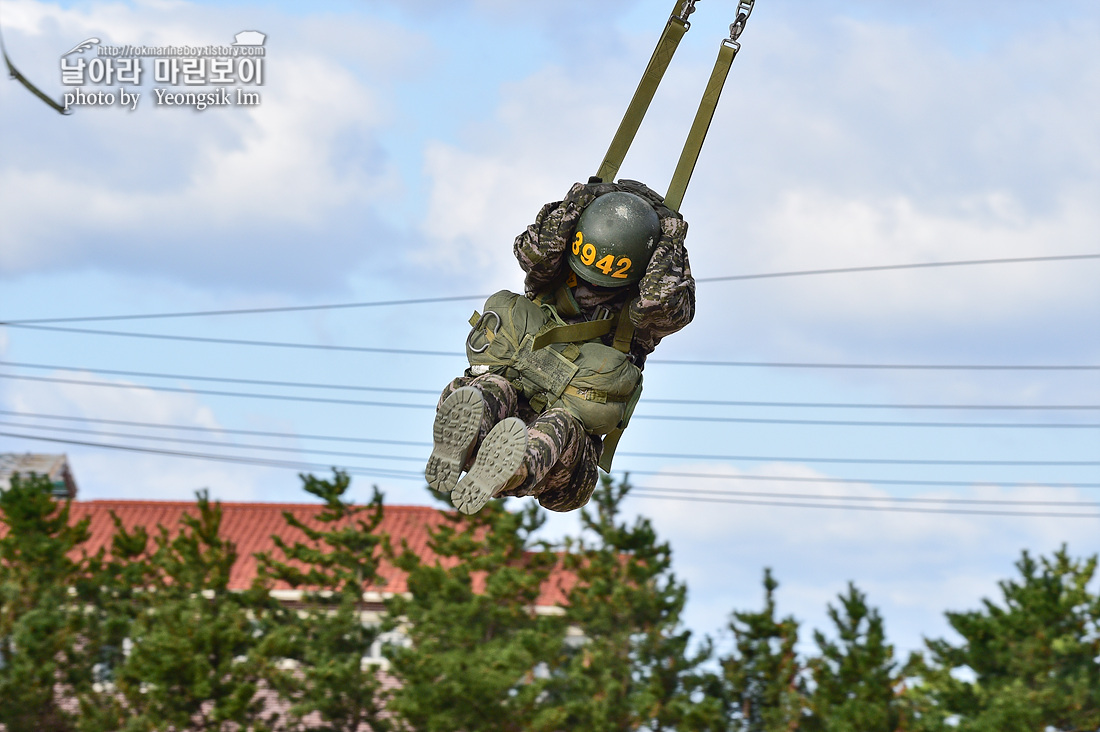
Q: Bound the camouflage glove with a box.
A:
[630,213,695,339]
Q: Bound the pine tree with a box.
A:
[71,512,158,731]
[256,471,391,732]
[804,583,901,732]
[542,474,723,731]
[906,546,1100,732]
[0,472,90,732]
[383,495,565,732]
[106,490,282,731]
[720,569,806,732]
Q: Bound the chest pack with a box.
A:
[465,290,642,471]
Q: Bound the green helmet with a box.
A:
[568,191,661,287]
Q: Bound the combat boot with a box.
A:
[425,386,485,494]
[451,417,527,515]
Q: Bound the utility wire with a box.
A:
[631,413,1099,429]
[0,430,426,482]
[0,421,424,463]
[694,253,1100,283]
[0,373,436,410]
[4,429,1097,514]
[5,373,1095,428]
[622,469,1100,490]
[3,253,1096,325]
[0,408,432,448]
[0,295,489,325]
[0,360,439,395]
[0,323,461,357]
[14,419,1098,489]
[2,409,1093,466]
[616,450,1099,467]
[2,360,1094,410]
[5,324,1094,370]
[626,490,1100,519]
[629,484,1100,508]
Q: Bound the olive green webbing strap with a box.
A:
[598,428,625,472]
[663,39,737,213]
[532,318,616,351]
[594,3,691,184]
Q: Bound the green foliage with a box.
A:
[0,472,90,732]
[256,470,391,732]
[102,490,280,732]
[720,569,806,732]
[383,496,565,732]
[804,583,902,732]
[907,546,1100,732]
[544,475,723,731]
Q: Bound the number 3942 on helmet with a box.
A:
[568,191,661,288]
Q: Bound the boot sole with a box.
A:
[425,386,484,495]
[452,417,527,515]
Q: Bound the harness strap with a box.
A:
[532,318,615,351]
[595,5,691,184]
[664,37,739,212]
[612,304,635,354]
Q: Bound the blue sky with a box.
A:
[1,0,1098,658]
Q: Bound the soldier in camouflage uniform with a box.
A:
[426,179,695,514]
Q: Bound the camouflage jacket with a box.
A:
[513,180,695,368]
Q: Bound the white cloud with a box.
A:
[0,1,417,292]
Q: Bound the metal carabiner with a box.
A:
[466,310,501,354]
[676,0,698,24]
[729,0,755,43]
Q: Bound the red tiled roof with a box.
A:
[58,500,572,606]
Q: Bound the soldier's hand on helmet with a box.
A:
[640,215,690,280]
[562,181,618,212]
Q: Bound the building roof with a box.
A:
[0,453,78,498]
[64,500,573,606]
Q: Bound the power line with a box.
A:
[4,428,1097,514]
[646,357,1100,371]
[0,323,462,357]
[5,373,1094,428]
[4,253,1096,325]
[622,469,1100,490]
[0,360,439,395]
[6,324,1095,370]
[3,409,1093,466]
[626,490,1100,519]
[18,420,1097,489]
[0,421,425,464]
[4,359,1094,410]
[615,450,1099,467]
[629,484,1100,508]
[0,294,489,325]
[0,409,432,448]
[0,373,436,410]
[0,430,426,482]
[631,414,1099,429]
[642,397,1100,411]
[694,253,1100,283]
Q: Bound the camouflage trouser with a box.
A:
[438,373,602,512]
